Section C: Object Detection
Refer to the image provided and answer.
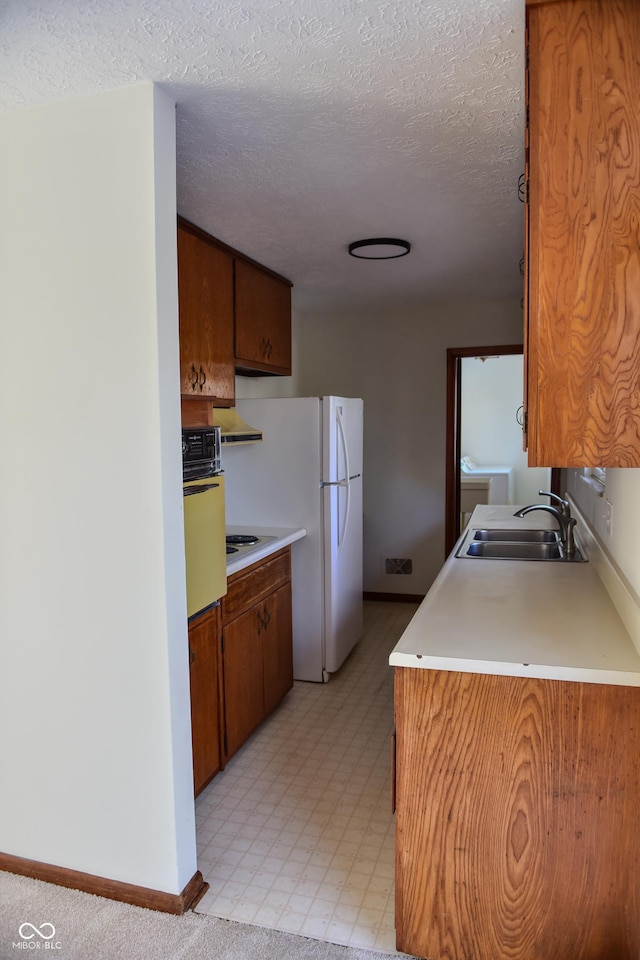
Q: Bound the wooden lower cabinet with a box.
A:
[394,667,640,960]
[188,604,222,797]
[221,605,266,759]
[221,549,293,761]
[262,582,294,715]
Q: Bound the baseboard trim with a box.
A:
[364,591,424,604]
[0,851,208,915]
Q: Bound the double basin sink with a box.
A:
[456,527,586,562]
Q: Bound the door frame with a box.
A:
[445,344,559,557]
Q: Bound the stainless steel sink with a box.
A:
[472,528,559,544]
[456,528,586,561]
[464,541,563,560]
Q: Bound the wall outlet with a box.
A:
[385,558,413,575]
[602,498,613,537]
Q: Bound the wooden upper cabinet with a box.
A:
[177,224,235,406]
[234,258,292,376]
[526,0,640,467]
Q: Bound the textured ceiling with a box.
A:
[0,0,525,312]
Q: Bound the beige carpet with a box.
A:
[0,871,401,960]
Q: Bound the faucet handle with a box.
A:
[539,490,570,516]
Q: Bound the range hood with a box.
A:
[211,408,263,444]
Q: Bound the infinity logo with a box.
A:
[18,923,56,940]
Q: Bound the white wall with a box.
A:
[258,299,522,595]
[461,354,549,504]
[236,304,640,603]
[564,468,640,599]
[0,85,196,893]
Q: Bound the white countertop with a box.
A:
[225,525,306,577]
[389,505,640,686]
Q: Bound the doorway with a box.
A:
[445,344,559,556]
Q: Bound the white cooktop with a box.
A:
[225,526,306,577]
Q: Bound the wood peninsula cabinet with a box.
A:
[178,222,235,407]
[188,603,223,797]
[234,258,292,376]
[524,0,640,466]
[394,667,640,960]
[221,548,293,761]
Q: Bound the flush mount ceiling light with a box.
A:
[348,238,411,259]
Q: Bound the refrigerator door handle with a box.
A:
[323,478,351,552]
[339,475,351,554]
[336,405,350,484]
[335,405,353,553]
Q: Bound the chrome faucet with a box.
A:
[538,490,571,517]
[513,501,577,559]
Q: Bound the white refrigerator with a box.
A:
[222,396,364,682]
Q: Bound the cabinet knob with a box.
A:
[190,364,198,391]
[199,366,206,390]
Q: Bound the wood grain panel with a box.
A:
[527,0,640,466]
[262,581,293,715]
[394,667,640,959]
[180,398,214,428]
[234,258,292,375]
[222,549,290,623]
[178,225,235,404]
[188,604,222,796]
[222,607,265,758]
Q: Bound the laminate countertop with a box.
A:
[225,525,306,577]
[389,504,640,686]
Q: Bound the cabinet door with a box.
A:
[178,226,235,405]
[395,666,640,960]
[189,606,222,796]
[222,608,265,760]
[526,0,640,466]
[234,258,292,375]
[522,27,531,453]
[262,582,293,716]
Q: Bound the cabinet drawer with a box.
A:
[222,548,290,623]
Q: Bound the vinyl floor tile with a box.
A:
[195,600,418,954]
